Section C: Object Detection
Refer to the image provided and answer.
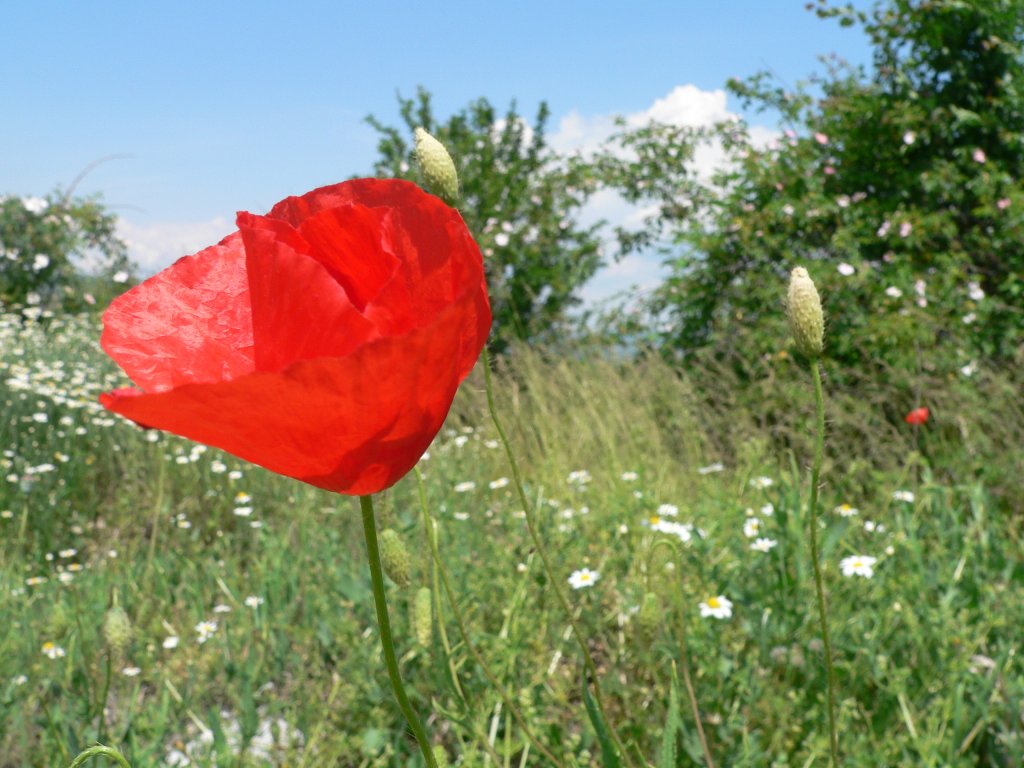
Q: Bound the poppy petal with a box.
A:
[236,212,378,372]
[101,296,487,495]
[100,232,255,391]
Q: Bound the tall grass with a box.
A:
[1,311,1021,766]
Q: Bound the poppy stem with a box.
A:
[808,360,840,765]
[359,494,439,768]
[480,348,636,768]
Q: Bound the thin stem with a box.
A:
[359,495,438,768]
[809,361,840,765]
[649,538,715,768]
[481,348,634,767]
[415,469,566,768]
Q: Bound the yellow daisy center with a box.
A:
[707,597,721,609]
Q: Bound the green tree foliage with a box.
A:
[595,0,1024,388]
[365,88,603,352]
[0,190,133,310]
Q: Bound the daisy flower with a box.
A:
[840,555,877,578]
[743,518,762,538]
[41,642,66,659]
[750,538,777,552]
[699,596,733,619]
[568,568,599,590]
[834,503,859,517]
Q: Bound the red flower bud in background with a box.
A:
[904,407,929,425]
[100,179,491,495]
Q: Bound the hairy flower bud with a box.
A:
[412,586,433,648]
[379,528,412,587]
[102,604,132,658]
[414,127,459,206]
[787,267,824,358]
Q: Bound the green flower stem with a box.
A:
[481,348,635,768]
[67,745,132,768]
[415,469,566,768]
[359,494,438,768]
[809,360,840,765]
[649,538,715,768]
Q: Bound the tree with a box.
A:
[365,88,603,352]
[594,0,1024,381]
[0,189,133,310]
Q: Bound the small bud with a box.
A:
[637,592,661,638]
[378,528,412,587]
[414,127,459,206]
[786,267,824,358]
[102,605,132,658]
[412,586,433,648]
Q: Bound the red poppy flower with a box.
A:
[904,407,929,425]
[100,179,491,495]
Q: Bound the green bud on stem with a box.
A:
[787,266,825,358]
[414,127,460,206]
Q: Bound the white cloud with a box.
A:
[549,84,777,306]
[117,216,234,274]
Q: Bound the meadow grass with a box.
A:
[1,310,1021,766]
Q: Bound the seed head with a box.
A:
[379,528,412,588]
[414,127,460,206]
[102,604,132,658]
[786,267,824,358]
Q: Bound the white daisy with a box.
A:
[699,596,733,619]
[834,503,859,517]
[743,518,762,538]
[840,555,877,578]
[750,538,778,552]
[568,568,599,590]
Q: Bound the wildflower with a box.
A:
[233,506,253,517]
[834,503,859,517]
[904,407,929,425]
[213,604,232,614]
[620,471,638,482]
[877,220,891,237]
[488,477,509,490]
[814,132,829,145]
[892,490,915,503]
[840,555,877,578]
[967,281,985,301]
[41,642,66,659]
[960,362,977,377]
[699,596,733,619]
[760,503,775,517]
[244,595,264,609]
[899,221,913,238]
[121,666,141,677]
[743,518,762,538]
[885,286,903,298]
[903,130,916,145]
[100,179,491,496]
[453,481,476,493]
[863,520,885,533]
[567,469,592,486]
[162,636,179,650]
[750,476,774,489]
[972,148,987,164]
[657,503,679,517]
[837,262,855,276]
[997,198,1011,210]
[698,462,724,475]
[195,620,218,644]
[750,538,778,552]
[568,568,599,590]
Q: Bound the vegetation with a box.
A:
[1,307,1021,766]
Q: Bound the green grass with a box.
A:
[1,310,1021,766]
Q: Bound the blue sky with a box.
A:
[2,1,874,301]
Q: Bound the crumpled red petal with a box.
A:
[100,233,255,392]
[100,299,482,495]
[100,178,492,495]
